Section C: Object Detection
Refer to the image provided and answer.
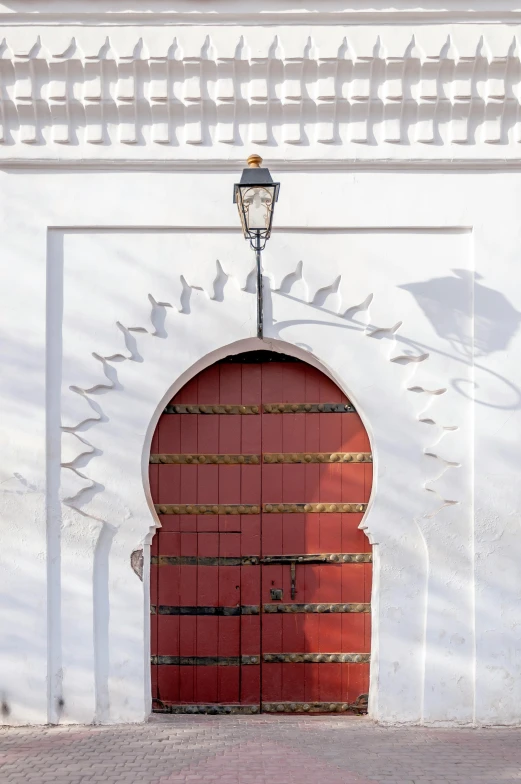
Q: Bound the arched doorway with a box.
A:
[149,350,373,715]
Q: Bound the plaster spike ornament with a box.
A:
[215,53,236,144]
[282,56,304,102]
[149,57,170,144]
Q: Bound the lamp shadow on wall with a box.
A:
[399,269,521,410]
[400,269,521,359]
[267,268,521,412]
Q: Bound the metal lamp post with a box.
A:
[234,154,280,339]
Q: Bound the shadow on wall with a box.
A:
[268,265,521,411]
[400,269,521,358]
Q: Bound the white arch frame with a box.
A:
[142,337,379,715]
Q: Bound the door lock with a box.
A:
[270,588,283,601]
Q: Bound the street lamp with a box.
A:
[234,154,280,338]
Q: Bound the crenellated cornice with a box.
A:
[2,22,521,160]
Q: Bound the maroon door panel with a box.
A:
[150,353,372,715]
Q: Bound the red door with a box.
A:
[150,352,372,715]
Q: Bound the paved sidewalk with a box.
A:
[1,716,520,784]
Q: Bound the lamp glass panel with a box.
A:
[240,185,275,231]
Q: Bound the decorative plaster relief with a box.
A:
[61,236,468,573]
[52,228,473,724]
[1,26,521,157]
[61,261,460,532]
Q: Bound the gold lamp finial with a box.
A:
[247,153,263,168]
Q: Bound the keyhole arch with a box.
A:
[148,341,374,714]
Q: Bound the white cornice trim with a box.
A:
[4,13,521,25]
[2,21,521,160]
[2,1,521,25]
[1,157,521,172]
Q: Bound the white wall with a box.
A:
[1,1,521,727]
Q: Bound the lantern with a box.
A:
[233,154,280,250]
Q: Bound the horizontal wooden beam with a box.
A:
[152,605,261,616]
[154,503,367,515]
[151,655,259,666]
[263,653,370,663]
[263,699,367,714]
[153,699,368,715]
[263,403,355,414]
[150,452,371,464]
[153,703,260,715]
[162,402,356,415]
[150,454,260,464]
[151,553,372,566]
[263,603,370,614]
[151,603,370,615]
[151,653,370,665]
[164,404,259,415]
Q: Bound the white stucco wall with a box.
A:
[1,1,521,727]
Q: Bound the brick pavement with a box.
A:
[0,716,520,784]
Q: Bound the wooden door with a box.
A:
[150,352,372,715]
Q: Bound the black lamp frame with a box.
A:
[233,165,280,339]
